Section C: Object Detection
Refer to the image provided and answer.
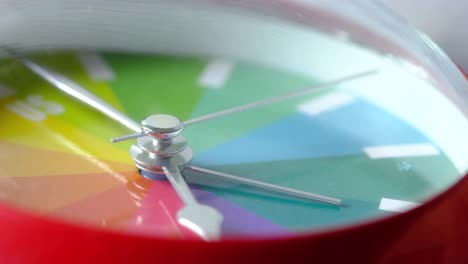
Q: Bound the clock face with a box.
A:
[0,1,467,240]
[0,47,466,240]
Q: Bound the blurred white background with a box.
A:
[384,0,468,71]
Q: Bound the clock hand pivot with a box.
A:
[114,114,193,176]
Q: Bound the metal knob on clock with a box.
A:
[136,135,189,158]
[130,145,193,176]
[141,114,184,139]
[129,114,193,177]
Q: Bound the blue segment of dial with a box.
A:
[194,99,432,166]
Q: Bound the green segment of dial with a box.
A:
[101,53,206,121]
[184,62,329,154]
[186,153,458,230]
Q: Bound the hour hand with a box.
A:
[163,166,223,241]
[186,166,341,206]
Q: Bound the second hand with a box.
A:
[111,69,378,143]
[183,69,378,126]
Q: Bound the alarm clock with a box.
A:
[0,0,467,263]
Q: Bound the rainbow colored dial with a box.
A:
[0,50,464,240]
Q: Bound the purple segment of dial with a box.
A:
[191,186,291,237]
[137,170,290,237]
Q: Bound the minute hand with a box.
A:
[184,69,377,126]
[4,48,141,132]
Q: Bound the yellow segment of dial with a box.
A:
[0,107,132,165]
[0,142,134,178]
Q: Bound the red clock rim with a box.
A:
[0,172,467,263]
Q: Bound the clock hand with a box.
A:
[3,47,141,132]
[163,166,223,241]
[184,69,377,126]
[10,48,340,227]
[186,166,341,205]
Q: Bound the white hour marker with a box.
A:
[198,59,234,89]
[78,52,115,81]
[6,100,47,121]
[26,95,65,115]
[0,83,15,98]
[379,198,420,213]
[364,143,439,159]
[6,95,65,121]
[298,92,354,115]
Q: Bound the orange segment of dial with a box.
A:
[52,178,143,230]
[0,142,134,178]
[52,175,189,239]
[0,170,137,212]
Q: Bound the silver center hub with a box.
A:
[142,114,184,138]
[129,114,193,178]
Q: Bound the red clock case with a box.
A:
[0,1,466,261]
